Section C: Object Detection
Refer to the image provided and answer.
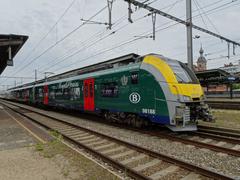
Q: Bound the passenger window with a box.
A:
[101,82,118,97]
[49,91,55,99]
[63,88,70,100]
[70,87,80,100]
[38,89,43,98]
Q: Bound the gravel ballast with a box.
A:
[6,101,240,179]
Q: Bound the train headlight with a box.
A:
[182,96,191,102]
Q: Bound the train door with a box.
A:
[43,85,49,105]
[24,89,29,103]
[83,78,95,111]
[24,89,27,102]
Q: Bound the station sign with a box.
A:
[227,76,236,81]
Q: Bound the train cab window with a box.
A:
[131,72,138,84]
[168,60,198,84]
[101,82,118,97]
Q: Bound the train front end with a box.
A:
[141,54,212,131]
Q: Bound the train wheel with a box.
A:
[135,117,144,128]
[104,111,111,122]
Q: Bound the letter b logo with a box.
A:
[129,92,141,104]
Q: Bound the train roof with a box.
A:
[47,53,141,81]
[9,53,142,91]
[9,53,175,91]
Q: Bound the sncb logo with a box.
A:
[129,92,141,104]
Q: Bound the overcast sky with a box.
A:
[0,0,240,89]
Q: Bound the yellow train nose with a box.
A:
[170,84,204,99]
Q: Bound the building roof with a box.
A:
[195,69,230,78]
[0,34,28,74]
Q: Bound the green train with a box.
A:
[8,53,212,131]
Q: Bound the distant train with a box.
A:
[8,53,212,131]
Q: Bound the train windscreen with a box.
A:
[168,60,199,84]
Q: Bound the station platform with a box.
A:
[0,104,66,180]
[0,105,36,150]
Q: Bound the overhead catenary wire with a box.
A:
[193,0,209,29]
[8,5,109,78]
[38,0,183,74]
[175,1,240,58]
[9,0,77,76]
[36,13,133,72]
[23,0,180,74]
[39,13,153,73]
[207,53,240,61]
[47,21,182,75]
[38,0,191,73]
[40,0,240,75]
[124,0,240,47]
[2,0,240,87]
[194,0,220,34]
[47,0,240,71]
[16,0,231,77]
[0,76,35,79]
[52,37,145,74]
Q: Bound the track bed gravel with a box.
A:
[5,101,240,179]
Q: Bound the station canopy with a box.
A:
[195,69,239,86]
[0,34,28,74]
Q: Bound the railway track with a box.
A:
[4,100,240,157]
[2,100,240,155]
[206,101,240,110]
[197,125,240,138]
[0,100,235,180]
[149,130,240,157]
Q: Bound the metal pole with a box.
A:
[128,1,133,23]
[230,83,233,99]
[186,0,193,70]
[8,46,12,60]
[227,42,230,59]
[35,69,37,82]
[44,72,47,82]
[107,0,113,29]
[152,12,157,40]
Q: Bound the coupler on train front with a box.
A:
[168,101,214,131]
[186,101,213,122]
